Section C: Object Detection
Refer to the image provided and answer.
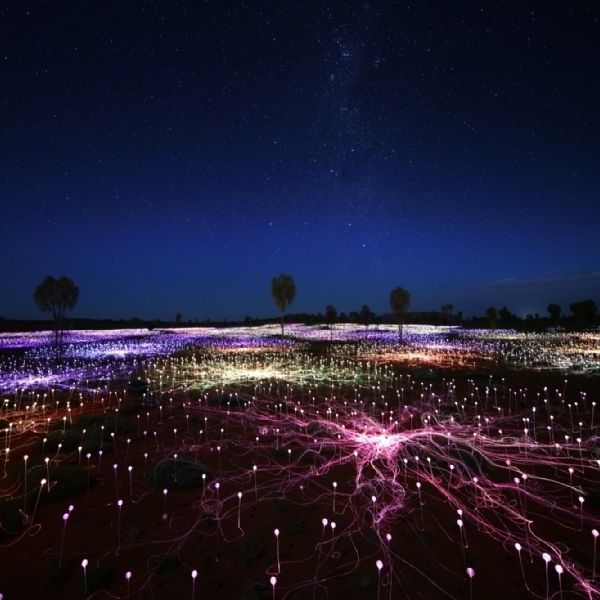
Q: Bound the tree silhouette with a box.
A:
[498,306,518,325]
[359,304,375,338]
[441,303,454,322]
[569,299,597,328]
[34,275,79,356]
[325,304,337,341]
[390,287,411,340]
[271,274,296,335]
[485,306,498,329]
[547,303,561,323]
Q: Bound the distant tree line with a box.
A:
[479,300,598,330]
[4,275,594,341]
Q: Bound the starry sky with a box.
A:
[1,1,599,321]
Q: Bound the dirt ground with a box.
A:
[1,348,599,600]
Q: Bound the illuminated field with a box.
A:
[0,325,599,599]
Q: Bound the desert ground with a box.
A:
[1,324,599,599]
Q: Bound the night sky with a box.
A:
[1,1,599,321]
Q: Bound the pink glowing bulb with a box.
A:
[81,558,89,594]
[466,567,475,578]
[274,528,281,573]
[376,560,383,571]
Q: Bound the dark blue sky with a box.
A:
[1,1,599,320]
